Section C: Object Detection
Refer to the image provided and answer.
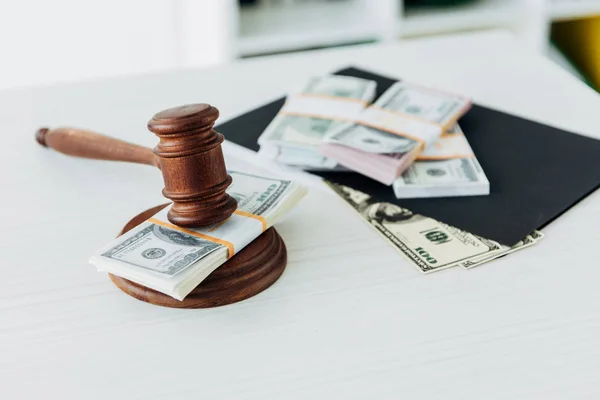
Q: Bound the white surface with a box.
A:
[401,0,524,37]
[550,0,600,21]
[2,30,600,399]
[178,0,239,67]
[238,0,383,55]
[0,0,175,89]
[236,0,600,56]
[3,0,599,89]
[237,0,548,55]
[401,0,552,52]
[0,0,235,90]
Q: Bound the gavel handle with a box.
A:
[36,127,159,168]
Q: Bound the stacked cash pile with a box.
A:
[90,171,307,300]
[257,75,489,199]
[321,81,471,185]
[327,182,543,274]
[258,75,376,171]
[393,124,489,198]
[257,75,537,272]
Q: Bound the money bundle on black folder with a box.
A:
[253,75,534,273]
[217,65,600,274]
[257,75,488,199]
[257,75,376,171]
[326,182,542,274]
[393,124,489,198]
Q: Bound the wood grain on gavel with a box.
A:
[36,104,237,228]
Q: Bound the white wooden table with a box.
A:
[2,30,600,399]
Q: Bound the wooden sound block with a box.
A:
[109,204,287,308]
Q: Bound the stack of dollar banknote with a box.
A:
[256,75,543,272]
[90,172,307,300]
[327,182,544,273]
[257,75,490,199]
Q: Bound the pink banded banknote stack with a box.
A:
[257,75,489,199]
[320,82,471,184]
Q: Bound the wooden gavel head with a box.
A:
[147,104,237,227]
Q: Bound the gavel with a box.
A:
[36,103,237,228]
[36,103,287,308]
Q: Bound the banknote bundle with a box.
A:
[393,124,489,198]
[256,75,490,200]
[257,74,376,170]
[320,82,472,185]
[327,182,543,274]
[90,171,307,300]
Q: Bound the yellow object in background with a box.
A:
[552,16,600,91]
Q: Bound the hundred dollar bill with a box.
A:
[374,81,471,128]
[320,83,472,184]
[325,81,471,151]
[325,182,503,273]
[90,171,307,300]
[393,124,490,198]
[258,142,343,171]
[325,123,418,154]
[257,75,376,170]
[326,182,541,273]
[461,231,544,269]
[319,137,420,185]
[320,121,422,185]
[258,75,376,147]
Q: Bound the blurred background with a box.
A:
[0,0,598,91]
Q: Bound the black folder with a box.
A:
[216,67,600,245]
